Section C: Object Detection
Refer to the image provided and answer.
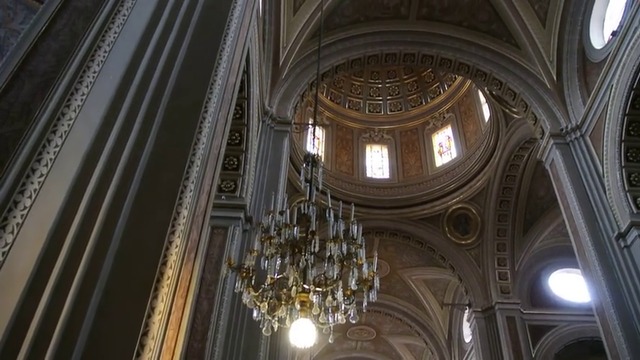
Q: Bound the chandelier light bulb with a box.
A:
[289,318,317,349]
[349,309,359,324]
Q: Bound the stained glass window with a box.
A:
[306,125,325,159]
[478,90,491,122]
[365,144,390,179]
[432,125,457,167]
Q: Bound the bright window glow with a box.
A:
[306,125,325,159]
[591,0,628,49]
[365,144,390,179]
[603,0,627,43]
[478,90,491,122]
[432,125,457,167]
[289,317,317,349]
[548,268,591,303]
[462,308,473,343]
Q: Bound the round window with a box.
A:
[590,0,628,49]
[547,268,591,303]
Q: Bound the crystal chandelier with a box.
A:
[227,155,379,348]
[226,0,379,349]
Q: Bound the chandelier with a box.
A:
[226,0,379,349]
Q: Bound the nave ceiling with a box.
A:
[254,0,608,358]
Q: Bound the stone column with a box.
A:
[471,303,535,360]
[0,0,254,358]
[543,134,640,359]
[470,307,505,360]
[204,119,291,360]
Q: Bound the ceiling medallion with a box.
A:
[347,325,377,341]
[375,258,391,278]
[443,204,481,245]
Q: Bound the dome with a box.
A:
[318,60,464,124]
[291,52,499,213]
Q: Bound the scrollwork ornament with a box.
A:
[361,128,392,143]
[0,0,138,269]
[134,0,245,357]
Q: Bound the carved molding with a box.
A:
[363,229,468,297]
[278,50,543,133]
[424,112,455,132]
[491,138,538,298]
[534,323,601,359]
[217,63,250,201]
[361,128,392,143]
[0,0,138,269]
[134,0,246,357]
[443,203,482,245]
[622,76,640,211]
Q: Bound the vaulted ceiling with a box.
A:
[262,0,601,358]
[273,0,566,92]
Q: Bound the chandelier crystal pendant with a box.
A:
[227,151,379,348]
[226,0,379,349]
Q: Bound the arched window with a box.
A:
[432,124,457,167]
[306,125,325,159]
[477,90,491,122]
[365,144,390,179]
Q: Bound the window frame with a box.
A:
[428,119,462,171]
[584,0,631,62]
[364,143,391,179]
[358,131,397,182]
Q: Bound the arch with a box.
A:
[243,25,265,207]
[270,32,569,133]
[603,30,640,230]
[359,220,491,308]
[398,267,463,339]
[484,123,541,300]
[558,0,591,123]
[534,323,602,359]
[308,298,449,360]
[515,208,573,273]
[513,238,583,309]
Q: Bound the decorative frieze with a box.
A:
[0,0,138,269]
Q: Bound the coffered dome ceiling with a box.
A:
[318,59,463,122]
[291,54,499,212]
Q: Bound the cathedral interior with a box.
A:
[0,0,639,359]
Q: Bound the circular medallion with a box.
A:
[347,325,377,341]
[375,259,391,278]
[444,204,481,245]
